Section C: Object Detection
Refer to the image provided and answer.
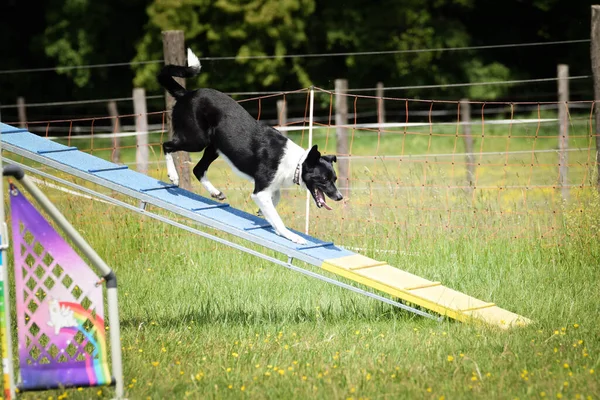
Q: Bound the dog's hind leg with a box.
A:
[163,141,181,186]
[193,144,226,200]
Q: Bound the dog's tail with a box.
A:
[157,48,202,99]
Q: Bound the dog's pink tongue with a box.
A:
[323,202,332,211]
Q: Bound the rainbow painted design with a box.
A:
[54,302,111,386]
[10,185,112,390]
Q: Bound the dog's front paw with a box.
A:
[283,232,307,245]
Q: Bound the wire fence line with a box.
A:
[0,39,590,75]
[1,75,594,111]
[29,115,590,139]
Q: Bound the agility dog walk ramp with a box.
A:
[0,122,531,329]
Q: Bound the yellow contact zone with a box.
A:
[321,254,531,329]
[321,257,469,322]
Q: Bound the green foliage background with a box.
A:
[0,0,594,120]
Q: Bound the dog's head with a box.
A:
[301,145,343,210]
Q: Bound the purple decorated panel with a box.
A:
[9,185,111,390]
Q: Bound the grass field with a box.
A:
[4,110,600,399]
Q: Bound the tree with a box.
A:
[133,0,315,93]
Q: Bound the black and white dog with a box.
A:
[158,49,343,245]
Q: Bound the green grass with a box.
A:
[4,111,600,399]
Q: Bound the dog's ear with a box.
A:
[305,145,321,166]
[322,154,337,164]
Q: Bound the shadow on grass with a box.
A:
[119,298,443,329]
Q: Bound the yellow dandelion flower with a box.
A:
[226,367,232,372]
[161,347,166,353]
[232,352,239,358]
[366,373,371,381]
[563,381,569,387]
[563,363,569,369]
[302,376,307,381]
[590,369,595,374]
[255,364,260,368]
[447,355,454,362]
[557,393,563,399]
[540,392,546,397]
[228,384,233,389]
[241,386,246,391]
[151,361,159,367]
[574,324,579,329]
[355,330,360,335]
[278,369,285,376]
[265,372,271,377]
[427,388,432,393]
[471,376,477,381]
[96,390,102,396]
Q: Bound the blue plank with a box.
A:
[0,122,28,134]
[42,150,123,172]
[1,130,76,154]
[89,166,129,173]
[0,124,355,263]
[141,185,228,212]
[38,147,78,154]
[91,169,178,192]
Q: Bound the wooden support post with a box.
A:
[335,79,350,198]
[277,98,287,136]
[376,82,385,125]
[591,5,600,194]
[557,64,570,201]
[460,99,474,193]
[162,30,192,190]
[16,97,27,128]
[107,101,120,163]
[133,88,149,175]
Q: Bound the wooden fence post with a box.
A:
[162,30,192,190]
[460,99,475,193]
[277,98,287,136]
[133,88,149,175]
[376,82,385,125]
[335,79,350,198]
[107,100,120,163]
[591,5,600,194]
[557,64,570,201]
[17,97,27,128]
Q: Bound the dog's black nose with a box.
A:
[334,192,343,201]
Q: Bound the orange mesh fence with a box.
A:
[4,88,598,251]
